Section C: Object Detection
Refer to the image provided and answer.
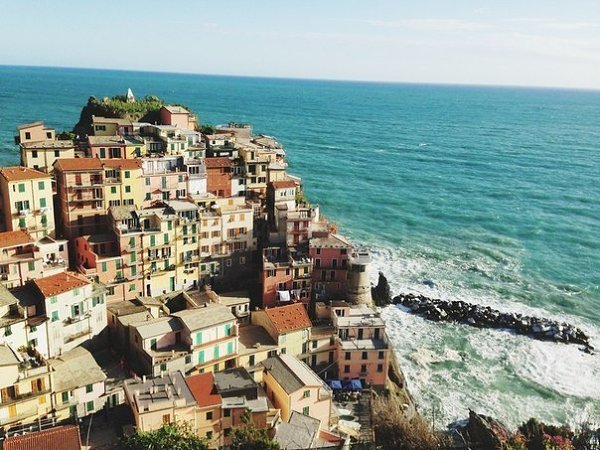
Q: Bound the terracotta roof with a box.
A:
[33,271,90,298]
[271,180,298,189]
[0,166,50,182]
[54,158,103,172]
[205,157,231,168]
[265,303,311,333]
[101,159,142,170]
[3,424,82,450]
[0,231,34,248]
[185,373,222,408]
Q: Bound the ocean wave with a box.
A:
[371,244,600,428]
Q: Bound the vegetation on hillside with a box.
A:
[120,423,208,450]
[230,410,280,450]
[72,94,194,137]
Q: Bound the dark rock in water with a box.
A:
[422,279,436,288]
[392,292,593,352]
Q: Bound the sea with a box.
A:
[0,65,598,428]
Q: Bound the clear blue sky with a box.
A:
[2,0,600,89]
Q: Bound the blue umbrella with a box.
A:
[343,379,362,390]
[328,379,343,390]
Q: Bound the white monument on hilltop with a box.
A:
[126,88,135,103]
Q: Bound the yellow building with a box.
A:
[91,116,133,136]
[0,167,55,239]
[0,346,52,432]
[251,303,311,358]
[103,159,145,210]
[16,122,75,174]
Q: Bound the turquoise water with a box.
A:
[1,65,598,425]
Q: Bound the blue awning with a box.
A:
[327,379,343,390]
[343,379,362,390]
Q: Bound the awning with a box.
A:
[327,380,343,390]
[343,379,362,390]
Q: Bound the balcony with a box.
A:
[19,209,31,216]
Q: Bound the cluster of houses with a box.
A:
[0,93,391,448]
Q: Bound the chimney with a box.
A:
[142,375,146,383]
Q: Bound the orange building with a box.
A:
[205,158,232,198]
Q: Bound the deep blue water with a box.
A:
[1,65,598,425]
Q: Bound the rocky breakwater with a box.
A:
[393,293,594,353]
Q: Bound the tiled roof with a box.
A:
[0,230,33,248]
[171,304,235,332]
[0,166,50,182]
[101,159,142,170]
[205,157,231,168]
[3,424,82,450]
[185,372,222,407]
[54,158,103,172]
[271,180,298,189]
[33,271,90,298]
[265,303,311,334]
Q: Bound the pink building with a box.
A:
[309,232,352,300]
[160,105,197,130]
[74,233,142,303]
[261,247,312,308]
[142,158,188,207]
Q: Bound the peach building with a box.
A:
[332,304,390,388]
[141,157,188,207]
[262,354,332,430]
[88,135,145,159]
[0,166,55,240]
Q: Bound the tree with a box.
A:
[200,124,216,135]
[373,395,449,450]
[372,272,392,306]
[230,410,280,450]
[120,423,208,450]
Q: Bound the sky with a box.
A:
[1,0,600,89]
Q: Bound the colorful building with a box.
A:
[0,166,55,239]
[251,303,311,358]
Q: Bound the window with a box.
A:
[224,409,231,417]
[150,338,157,350]
[86,384,93,393]
[40,197,47,208]
[377,364,384,372]
[50,296,57,304]
[249,355,255,366]
[185,355,191,364]
[345,352,351,360]
[160,363,167,372]
[303,390,311,398]
[28,261,35,272]
[206,431,213,439]
[18,218,26,229]
[360,364,367,373]
[145,177,150,186]
[344,365,350,373]
[38,181,45,190]
[87,400,94,412]
[195,331,203,345]
[129,283,136,292]
[312,340,318,349]
[110,186,117,194]
[225,324,231,336]
[378,351,385,360]
[51,311,59,322]
[4,326,11,337]
[162,414,171,424]
[124,171,130,178]
[302,406,310,416]
[206,411,213,420]
[362,351,368,360]
[54,150,60,157]
[125,185,131,193]
[62,391,69,403]
[74,288,80,296]
[25,132,31,140]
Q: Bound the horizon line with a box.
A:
[2,63,600,94]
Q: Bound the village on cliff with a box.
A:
[0,91,396,448]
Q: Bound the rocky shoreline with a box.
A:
[392,292,594,353]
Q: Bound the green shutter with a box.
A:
[195,332,202,345]
[145,177,150,186]
[38,181,45,190]
[28,261,35,272]
[198,350,205,364]
[111,186,116,194]
[101,262,107,272]
[214,346,219,360]
[125,171,130,179]
[130,252,136,262]
[225,324,231,336]
[150,235,155,246]
[40,197,46,208]
[227,341,233,355]
[18,184,25,193]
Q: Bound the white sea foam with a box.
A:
[371,244,600,428]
